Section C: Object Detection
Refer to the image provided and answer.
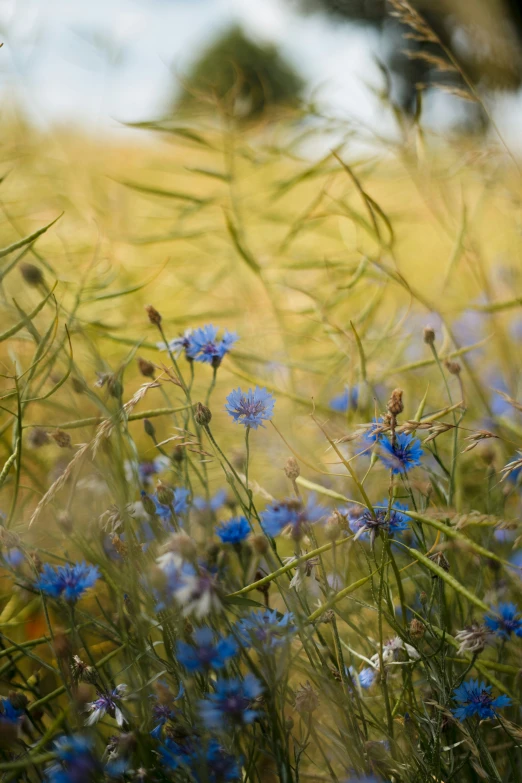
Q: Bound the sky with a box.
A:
[1,0,522,148]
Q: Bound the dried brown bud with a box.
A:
[137,357,156,378]
[409,618,425,640]
[71,378,86,394]
[423,325,436,345]
[294,681,320,714]
[320,609,335,624]
[419,591,428,607]
[28,428,50,448]
[111,535,128,559]
[20,263,44,286]
[145,305,162,325]
[444,360,461,376]
[387,388,404,417]
[107,375,123,399]
[194,402,212,426]
[284,456,300,481]
[51,430,72,448]
[172,445,184,463]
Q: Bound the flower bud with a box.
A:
[194,402,212,426]
[143,418,155,439]
[145,305,162,325]
[137,357,155,378]
[423,325,435,345]
[444,360,461,376]
[20,263,44,286]
[387,388,404,416]
[249,534,268,555]
[28,428,50,448]
[284,456,300,481]
[409,618,425,640]
[324,513,341,541]
[156,481,174,507]
[51,430,72,448]
[141,492,157,517]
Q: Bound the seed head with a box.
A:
[194,402,212,426]
[143,418,155,438]
[137,357,156,378]
[429,551,450,572]
[141,492,157,517]
[145,305,162,325]
[250,534,269,555]
[409,618,425,640]
[156,480,174,507]
[387,388,404,417]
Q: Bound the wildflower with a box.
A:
[350,500,409,546]
[261,496,325,540]
[159,737,241,780]
[199,675,262,729]
[285,555,320,591]
[378,433,423,474]
[452,679,511,721]
[0,697,24,726]
[174,568,223,619]
[237,609,296,649]
[35,562,99,603]
[148,487,190,522]
[371,636,420,669]
[330,387,358,413]
[294,681,320,714]
[186,324,238,366]
[137,456,169,485]
[485,603,522,639]
[157,328,193,358]
[455,623,491,655]
[225,386,275,429]
[204,738,242,781]
[216,516,250,545]
[194,489,227,513]
[177,627,237,673]
[4,547,24,568]
[85,685,127,727]
[358,667,377,689]
[151,703,178,739]
[194,402,213,426]
[45,735,99,783]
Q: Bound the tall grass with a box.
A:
[0,61,522,783]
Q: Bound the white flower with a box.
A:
[85,684,128,727]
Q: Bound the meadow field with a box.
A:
[0,105,522,782]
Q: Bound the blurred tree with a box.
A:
[175,25,304,120]
[300,0,522,123]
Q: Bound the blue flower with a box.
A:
[237,610,296,649]
[358,667,377,689]
[151,703,178,739]
[158,328,193,358]
[45,735,99,783]
[203,738,242,781]
[147,487,190,522]
[35,562,99,603]
[349,500,409,545]
[199,675,262,729]
[485,603,522,639]
[261,496,325,540]
[4,547,24,568]
[177,627,237,673]
[0,698,24,725]
[452,679,511,721]
[186,325,238,366]
[194,489,228,513]
[378,433,423,474]
[159,737,241,781]
[138,456,168,485]
[330,387,358,413]
[225,386,275,429]
[216,516,250,544]
[86,684,127,727]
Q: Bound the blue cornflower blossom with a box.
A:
[237,610,296,649]
[484,603,522,639]
[378,433,423,474]
[1,697,24,725]
[151,703,178,739]
[4,547,24,568]
[186,325,238,366]
[177,627,238,673]
[225,386,275,429]
[216,516,250,544]
[45,735,99,783]
[199,675,262,729]
[358,667,377,689]
[158,328,193,358]
[35,562,99,603]
[452,679,511,721]
[330,387,358,413]
[159,737,241,780]
[342,777,384,783]
[261,495,325,540]
[194,489,228,513]
[349,500,409,546]
[85,684,127,727]
[146,487,190,521]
